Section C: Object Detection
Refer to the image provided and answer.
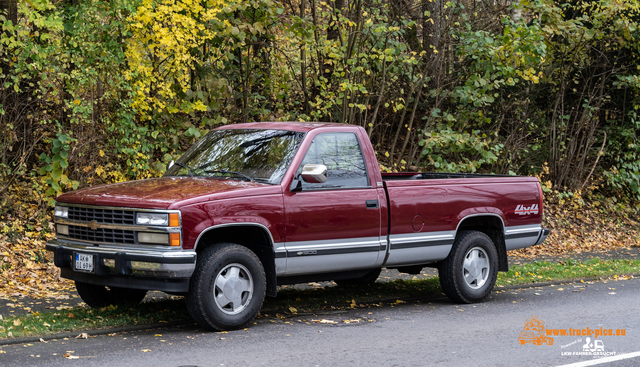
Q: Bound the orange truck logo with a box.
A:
[519,316,554,346]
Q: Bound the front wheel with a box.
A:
[439,230,498,303]
[186,243,266,331]
[75,282,147,308]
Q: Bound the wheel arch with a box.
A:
[455,213,508,272]
[194,223,278,297]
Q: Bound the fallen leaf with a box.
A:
[75,333,88,339]
[141,349,151,352]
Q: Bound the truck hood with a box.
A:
[56,177,282,209]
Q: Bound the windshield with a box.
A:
[164,129,305,184]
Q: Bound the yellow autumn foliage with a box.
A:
[126,0,229,119]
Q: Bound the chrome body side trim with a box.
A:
[285,237,381,253]
[273,242,287,276]
[283,236,381,276]
[504,224,543,250]
[384,231,455,266]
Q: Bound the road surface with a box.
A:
[1,277,638,367]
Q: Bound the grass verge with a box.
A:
[496,258,640,286]
[1,258,638,340]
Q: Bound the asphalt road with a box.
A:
[1,277,639,367]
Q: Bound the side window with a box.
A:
[299,132,369,189]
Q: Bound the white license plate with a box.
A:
[75,253,94,273]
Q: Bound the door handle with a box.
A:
[366,200,379,209]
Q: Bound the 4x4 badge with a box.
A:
[515,204,539,215]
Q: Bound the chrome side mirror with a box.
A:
[301,164,328,183]
[168,160,174,170]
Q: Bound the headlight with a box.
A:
[136,213,169,226]
[138,232,169,244]
[54,206,69,218]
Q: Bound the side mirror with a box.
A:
[168,160,174,170]
[301,164,328,184]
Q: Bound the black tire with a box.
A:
[75,281,147,308]
[334,268,382,287]
[439,230,498,304]
[186,243,266,331]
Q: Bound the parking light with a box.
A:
[138,232,169,244]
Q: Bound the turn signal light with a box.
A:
[169,232,181,247]
[169,213,180,227]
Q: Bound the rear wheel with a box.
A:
[75,282,147,308]
[186,243,266,331]
[334,268,382,287]
[439,230,498,303]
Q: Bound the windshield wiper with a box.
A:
[204,169,255,182]
[176,162,195,177]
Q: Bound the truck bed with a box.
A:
[382,172,515,180]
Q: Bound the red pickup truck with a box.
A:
[47,122,549,331]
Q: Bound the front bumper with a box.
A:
[46,239,196,293]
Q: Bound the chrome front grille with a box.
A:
[68,225,136,244]
[68,207,135,225]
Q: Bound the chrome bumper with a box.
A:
[46,239,196,292]
[534,228,551,246]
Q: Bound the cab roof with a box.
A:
[217,121,354,133]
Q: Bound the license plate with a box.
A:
[74,253,94,273]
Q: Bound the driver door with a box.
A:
[283,132,383,276]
